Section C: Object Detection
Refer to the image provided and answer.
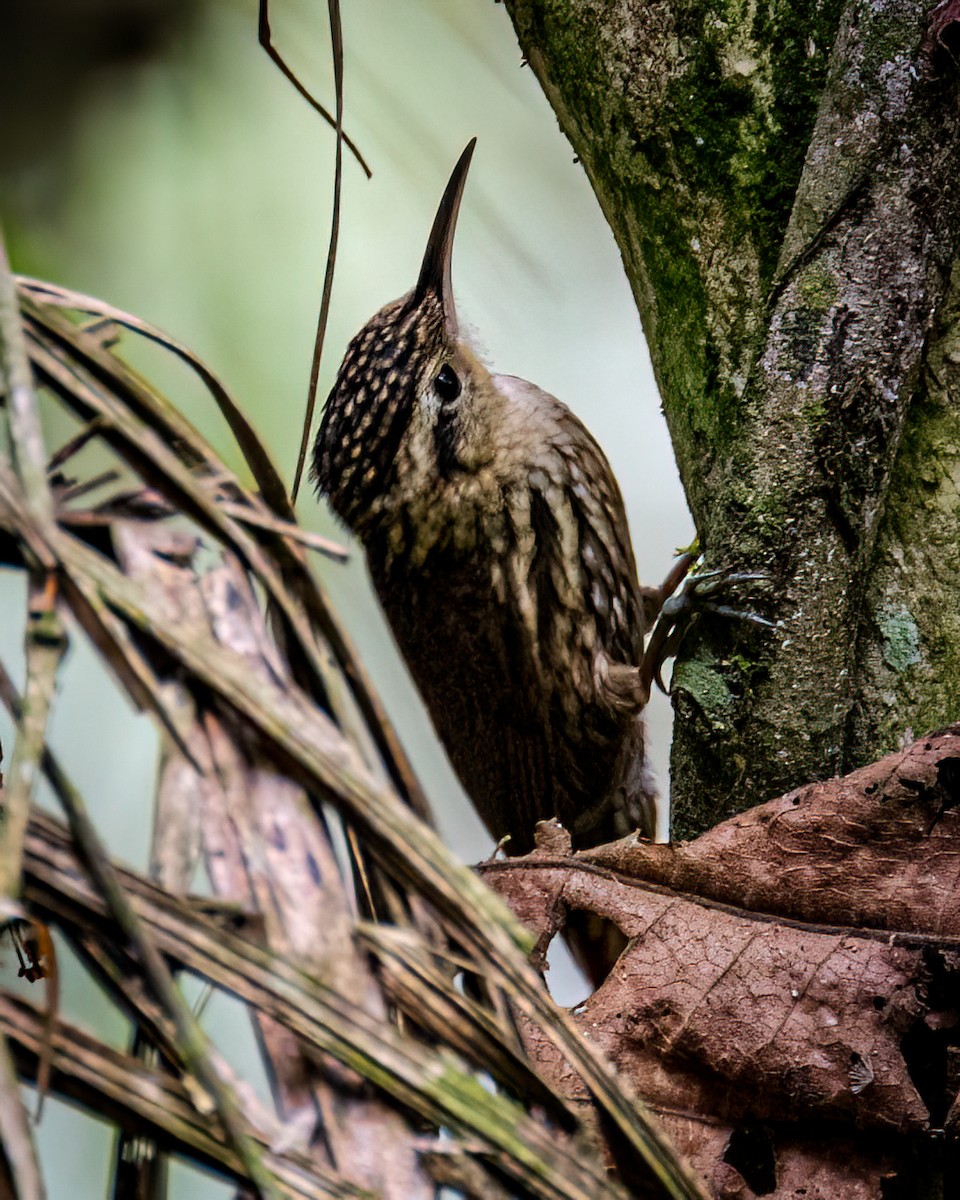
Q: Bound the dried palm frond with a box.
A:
[0,241,701,1199]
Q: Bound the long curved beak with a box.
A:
[413,138,476,335]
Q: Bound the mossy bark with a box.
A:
[505,0,960,837]
[850,260,960,761]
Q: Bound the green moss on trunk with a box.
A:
[505,0,845,523]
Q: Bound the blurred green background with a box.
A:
[0,1,692,1194]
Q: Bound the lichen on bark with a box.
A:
[850,259,960,758]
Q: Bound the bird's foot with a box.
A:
[639,560,776,698]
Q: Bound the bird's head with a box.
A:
[313,139,500,535]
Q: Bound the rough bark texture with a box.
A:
[853,258,960,761]
[504,0,960,836]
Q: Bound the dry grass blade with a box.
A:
[0,634,281,1199]
[0,589,63,1129]
[0,244,51,528]
[358,922,569,1119]
[290,0,345,501]
[46,416,106,470]
[0,825,45,1200]
[257,0,371,180]
[217,501,348,561]
[0,991,371,1200]
[0,1030,45,1200]
[16,277,293,520]
[0,240,52,1200]
[0,579,65,902]
[23,811,628,1200]
[0,475,196,768]
[20,294,427,817]
[22,314,347,710]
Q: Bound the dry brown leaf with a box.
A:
[482,730,960,1197]
[586,727,960,936]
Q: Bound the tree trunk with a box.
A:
[503,0,960,838]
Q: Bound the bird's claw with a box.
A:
[640,563,776,697]
[697,601,778,628]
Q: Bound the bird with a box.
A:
[313,140,743,855]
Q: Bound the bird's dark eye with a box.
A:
[435,364,461,403]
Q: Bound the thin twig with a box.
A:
[218,500,348,561]
[0,579,65,903]
[0,1030,45,1200]
[0,698,44,1200]
[58,470,121,503]
[47,418,106,470]
[0,577,64,1132]
[291,0,345,501]
[0,230,52,529]
[0,229,65,912]
[257,0,371,179]
[480,852,960,951]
